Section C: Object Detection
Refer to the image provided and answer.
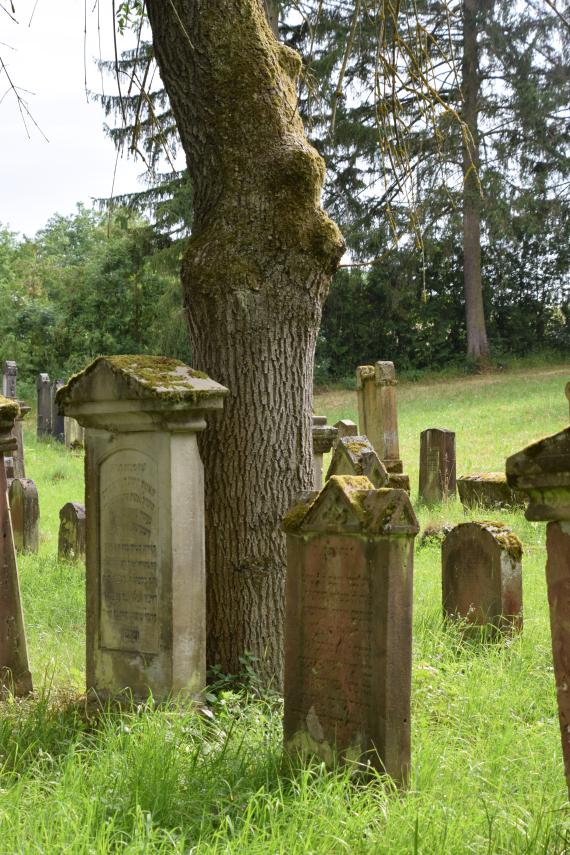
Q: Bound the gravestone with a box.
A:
[50,379,65,442]
[64,416,85,450]
[283,475,419,784]
[36,373,52,438]
[507,426,570,797]
[8,479,39,554]
[58,502,86,562]
[356,361,403,473]
[457,473,524,510]
[11,402,29,479]
[442,522,523,633]
[419,428,456,504]
[0,397,33,696]
[566,381,570,420]
[4,456,14,482]
[2,361,17,399]
[312,416,337,491]
[56,355,228,702]
[332,419,358,451]
[326,435,388,487]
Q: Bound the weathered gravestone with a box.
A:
[326,435,388,487]
[442,522,523,633]
[58,502,86,562]
[11,402,29,480]
[50,379,65,442]
[507,426,570,797]
[64,416,85,450]
[356,361,403,473]
[56,355,228,701]
[566,381,570,420]
[419,428,456,504]
[36,373,52,439]
[283,475,419,784]
[4,456,14,483]
[312,416,337,491]
[332,419,358,451]
[457,472,524,510]
[2,361,17,399]
[0,397,33,696]
[8,478,39,554]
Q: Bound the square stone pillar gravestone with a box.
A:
[283,475,419,784]
[312,416,337,491]
[419,428,456,504]
[51,379,65,442]
[2,361,17,399]
[11,402,29,480]
[58,502,86,562]
[0,396,33,696]
[8,478,39,554]
[507,426,570,797]
[442,522,523,633]
[64,416,85,450]
[36,373,52,439]
[56,356,228,702]
[356,361,403,473]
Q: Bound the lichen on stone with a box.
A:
[473,520,523,560]
[0,394,20,427]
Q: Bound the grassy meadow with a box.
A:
[3,361,570,852]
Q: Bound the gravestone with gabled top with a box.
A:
[356,361,403,474]
[56,355,228,702]
[283,475,419,785]
[332,419,358,451]
[37,373,52,439]
[0,396,33,696]
[8,478,39,554]
[326,435,388,487]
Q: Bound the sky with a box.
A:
[1,1,151,238]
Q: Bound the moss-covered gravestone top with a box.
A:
[283,475,418,785]
[325,435,388,488]
[56,356,228,703]
[506,426,570,797]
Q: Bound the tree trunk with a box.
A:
[263,0,279,37]
[462,0,489,362]
[146,0,344,686]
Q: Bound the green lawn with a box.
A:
[3,361,570,853]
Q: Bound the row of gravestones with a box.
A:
[1,357,569,796]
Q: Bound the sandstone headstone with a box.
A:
[36,373,52,439]
[64,416,85,450]
[56,355,228,702]
[0,397,32,696]
[51,379,65,442]
[457,472,524,510]
[332,419,358,451]
[283,475,419,784]
[356,361,403,473]
[507,426,570,797]
[8,479,39,554]
[442,521,523,633]
[58,502,86,562]
[419,428,456,504]
[2,361,17,399]
[312,416,337,491]
[326,435,388,487]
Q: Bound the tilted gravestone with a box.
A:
[36,373,52,439]
[58,502,86,562]
[507,426,570,797]
[442,522,523,633]
[326,435,388,487]
[2,361,17,399]
[419,428,456,504]
[283,475,419,784]
[0,397,33,696]
[8,478,39,554]
[56,355,228,702]
[457,472,524,510]
[312,416,337,491]
[64,416,85,450]
[50,379,65,442]
[356,361,403,473]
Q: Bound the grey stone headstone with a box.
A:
[8,478,39,554]
[2,361,17,399]
[50,380,65,442]
[37,373,52,439]
[58,502,86,562]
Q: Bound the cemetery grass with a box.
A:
[4,362,570,853]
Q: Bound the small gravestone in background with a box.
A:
[58,502,86,562]
[356,361,403,474]
[457,472,524,510]
[8,479,39,554]
[312,416,337,491]
[11,402,29,480]
[507,426,570,798]
[2,361,17,399]
[442,521,523,633]
[332,419,358,451]
[36,373,52,439]
[57,355,228,702]
[419,428,456,504]
[0,396,33,696]
[326,435,388,487]
[64,416,85,450]
[50,379,65,442]
[283,475,419,784]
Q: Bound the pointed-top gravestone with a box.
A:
[326,435,388,488]
[283,475,418,784]
[56,356,228,703]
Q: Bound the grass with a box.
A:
[3,359,569,852]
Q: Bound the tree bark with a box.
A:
[146,0,344,686]
[462,0,489,363]
[263,0,279,37]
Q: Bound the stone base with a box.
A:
[384,459,403,474]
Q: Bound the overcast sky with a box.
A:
[1,1,151,238]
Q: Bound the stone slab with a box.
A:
[419,428,456,504]
[8,478,39,554]
[458,472,524,510]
